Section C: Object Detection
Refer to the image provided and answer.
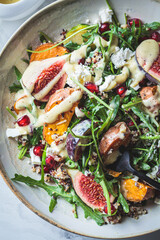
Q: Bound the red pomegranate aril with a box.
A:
[116,86,126,96]
[104,204,116,214]
[151,32,160,42]
[128,18,142,27]
[99,23,110,34]
[43,166,50,173]
[128,121,134,127]
[33,144,44,157]
[85,82,99,93]
[17,115,30,127]
[45,155,57,169]
[78,58,85,65]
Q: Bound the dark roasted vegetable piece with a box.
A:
[66,120,91,161]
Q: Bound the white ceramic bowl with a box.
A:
[0,0,160,238]
[0,0,44,20]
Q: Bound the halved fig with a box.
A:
[136,39,160,83]
[22,44,69,102]
[66,120,91,161]
[68,169,115,209]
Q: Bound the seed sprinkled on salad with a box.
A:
[6,0,160,225]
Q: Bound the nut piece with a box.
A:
[99,122,131,157]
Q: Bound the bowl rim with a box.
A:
[0,0,160,238]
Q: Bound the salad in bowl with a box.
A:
[6,0,160,225]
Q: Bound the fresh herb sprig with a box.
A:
[9,66,22,93]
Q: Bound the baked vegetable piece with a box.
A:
[121,179,155,202]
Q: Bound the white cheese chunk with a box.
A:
[64,63,91,88]
[75,107,85,118]
[30,147,41,165]
[99,8,113,23]
[6,128,26,138]
[111,48,135,69]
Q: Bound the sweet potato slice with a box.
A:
[30,43,69,62]
[14,95,27,114]
[99,122,131,157]
[107,169,122,178]
[121,179,155,202]
[43,88,78,145]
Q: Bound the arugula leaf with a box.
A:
[28,127,43,146]
[39,31,53,43]
[12,174,105,225]
[49,197,57,212]
[18,145,28,160]
[117,192,129,213]
[73,191,105,225]
[14,66,22,81]
[143,22,160,31]
[9,83,22,93]
[9,66,22,93]
[64,41,80,51]
[131,106,156,133]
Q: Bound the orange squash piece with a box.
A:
[121,179,155,202]
[107,169,122,178]
[43,88,78,145]
[30,43,69,62]
[14,95,27,114]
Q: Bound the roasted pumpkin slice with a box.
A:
[43,88,78,145]
[121,179,155,202]
[30,43,69,62]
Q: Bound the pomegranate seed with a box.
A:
[128,121,134,126]
[17,115,30,127]
[33,144,44,157]
[43,166,50,173]
[104,204,116,214]
[99,23,110,34]
[45,155,57,169]
[78,58,85,65]
[151,32,160,42]
[128,18,142,27]
[116,86,126,96]
[85,82,99,93]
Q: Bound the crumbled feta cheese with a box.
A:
[99,75,115,92]
[111,48,135,69]
[29,147,41,165]
[6,128,27,138]
[65,63,91,88]
[99,8,113,23]
[75,107,85,118]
